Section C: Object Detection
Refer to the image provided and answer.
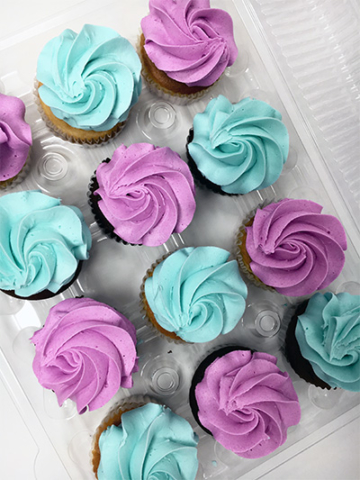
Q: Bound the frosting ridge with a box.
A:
[0,191,91,297]
[37,24,142,131]
[0,93,32,181]
[195,350,301,458]
[188,96,289,194]
[144,247,248,342]
[94,143,196,246]
[98,403,199,480]
[31,298,138,414]
[295,292,360,391]
[141,0,238,87]
[245,199,347,296]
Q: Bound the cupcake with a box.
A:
[92,399,199,479]
[285,292,360,391]
[0,190,91,299]
[30,298,138,414]
[186,95,289,195]
[235,198,347,296]
[88,143,196,246]
[141,246,248,342]
[36,24,142,144]
[0,93,32,189]
[189,346,301,459]
[139,0,238,103]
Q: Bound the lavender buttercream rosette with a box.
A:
[31,298,138,414]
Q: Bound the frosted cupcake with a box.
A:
[0,93,32,188]
[31,298,138,414]
[92,400,199,479]
[186,96,289,195]
[285,292,360,391]
[190,347,301,458]
[235,199,347,296]
[140,0,238,103]
[141,246,248,342]
[36,24,142,144]
[0,191,91,299]
[88,143,196,246]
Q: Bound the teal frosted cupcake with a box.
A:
[141,246,248,343]
[186,95,289,195]
[285,292,360,391]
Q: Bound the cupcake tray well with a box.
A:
[0,1,359,479]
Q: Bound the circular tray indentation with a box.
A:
[141,354,182,396]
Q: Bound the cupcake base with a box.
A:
[1,261,83,301]
[284,302,332,390]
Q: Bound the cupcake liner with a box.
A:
[284,302,332,390]
[1,260,83,301]
[137,34,215,106]
[186,129,238,196]
[140,252,186,344]
[0,149,31,190]
[87,160,140,246]
[91,394,160,478]
[234,200,277,292]
[34,80,126,146]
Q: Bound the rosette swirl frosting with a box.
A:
[98,403,199,480]
[188,96,289,194]
[141,0,238,87]
[37,24,142,131]
[144,247,248,342]
[94,143,196,246]
[0,191,91,297]
[195,350,301,458]
[245,199,347,296]
[0,93,32,181]
[31,298,138,414]
[295,292,360,391]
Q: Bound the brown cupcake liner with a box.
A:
[87,160,140,246]
[91,394,160,478]
[140,252,186,344]
[0,149,31,190]
[34,80,126,146]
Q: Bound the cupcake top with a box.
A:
[31,298,138,414]
[194,349,301,458]
[295,292,360,391]
[37,24,142,131]
[93,143,196,246]
[97,403,199,480]
[141,0,238,87]
[144,247,248,342]
[0,93,32,181]
[187,96,289,194]
[245,199,347,296]
[0,190,91,297]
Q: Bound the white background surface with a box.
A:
[0,1,359,479]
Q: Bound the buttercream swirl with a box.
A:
[141,0,238,87]
[94,143,196,246]
[31,298,138,414]
[195,350,301,459]
[98,403,199,480]
[144,247,248,342]
[0,93,32,181]
[0,191,91,297]
[188,96,289,194]
[37,24,142,131]
[295,292,360,391]
[245,199,347,296]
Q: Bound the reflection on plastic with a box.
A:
[243,301,281,338]
[43,389,77,420]
[13,326,37,363]
[141,354,181,396]
[308,384,343,410]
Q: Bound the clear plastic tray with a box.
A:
[0,1,359,479]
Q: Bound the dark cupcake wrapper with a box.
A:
[1,260,83,301]
[189,345,253,436]
[87,159,139,247]
[284,301,332,390]
[186,129,241,197]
